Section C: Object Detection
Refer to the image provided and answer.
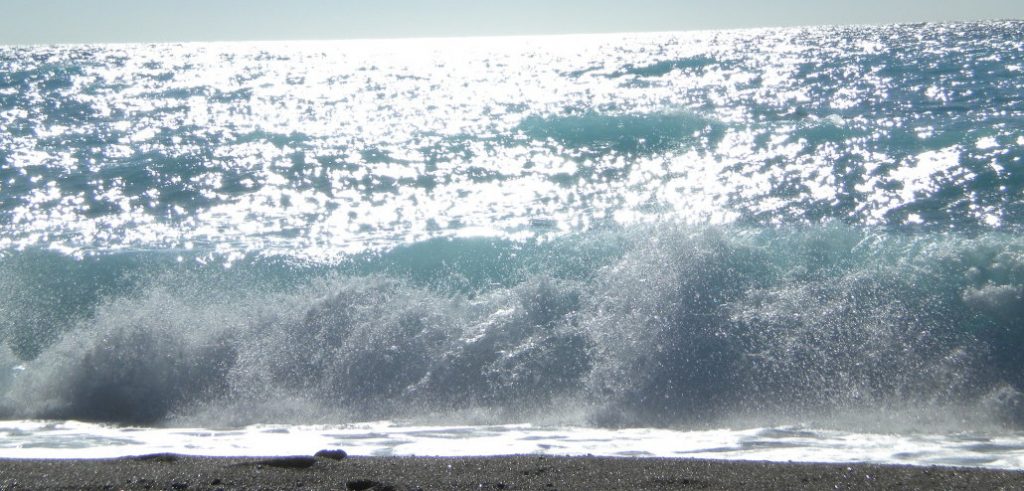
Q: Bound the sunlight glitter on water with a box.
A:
[5,24,1023,260]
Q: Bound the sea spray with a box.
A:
[0,225,1022,429]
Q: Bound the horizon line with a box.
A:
[0,18,1017,49]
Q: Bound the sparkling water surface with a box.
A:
[2,22,1024,467]
[3,22,1022,260]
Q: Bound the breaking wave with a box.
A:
[1,224,1022,430]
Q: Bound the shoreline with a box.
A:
[1,455,1022,490]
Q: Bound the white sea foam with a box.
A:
[1,420,1023,470]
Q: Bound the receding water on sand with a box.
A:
[2,421,1024,470]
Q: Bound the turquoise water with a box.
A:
[1,22,1024,433]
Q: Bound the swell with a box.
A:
[1,223,1022,430]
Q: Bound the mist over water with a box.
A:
[1,21,1024,433]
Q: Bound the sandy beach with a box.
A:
[1,454,1022,490]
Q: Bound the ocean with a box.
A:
[2,21,1024,468]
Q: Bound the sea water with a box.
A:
[2,21,1024,468]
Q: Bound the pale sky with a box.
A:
[1,0,1022,45]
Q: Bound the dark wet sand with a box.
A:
[1,454,1022,490]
